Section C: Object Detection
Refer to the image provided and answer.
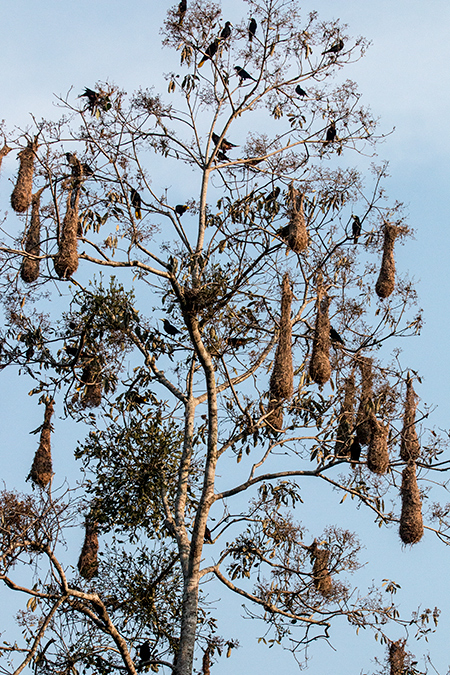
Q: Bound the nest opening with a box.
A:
[399,462,423,545]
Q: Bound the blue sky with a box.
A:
[1,1,450,673]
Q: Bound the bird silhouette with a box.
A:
[204,526,213,543]
[330,326,344,345]
[295,84,307,97]
[234,66,256,83]
[212,132,238,152]
[322,39,344,55]
[139,643,151,662]
[198,39,220,67]
[248,17,257,41]
[175,204,189,216]
[130,188,142,219]
[265,186,280,202]
[177,0,187,23]
[350,438,361,465]
[325,122,336,144]
[352,215,361,244]
[163,319,181,336]
[220,21,232,40]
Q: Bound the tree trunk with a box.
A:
[174,576,200,675]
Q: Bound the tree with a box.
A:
[0,1,448,674]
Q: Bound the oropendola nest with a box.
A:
[375,223,398,299]
[54,159,83,279]
[11,139,38,213]
[310,540,333,596]
[81,361,102,409]
[77,517,99,580]
[400,378,420,462]
[21,189,44,284]
[0,143,11,171]
[367,415,390,475]
[28,399,54,489]
[309,294,331,385]
[286,185,308,253]
[356,357,374,446]
[334,373,356,457]
[388,639,406,675]
[399,462,423,545]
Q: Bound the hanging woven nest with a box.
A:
[78,517,99,580]
[286,184,308,253]
[400,378,420,462]
[20,188,45,283]
[388,639,406,675]
[28,399,54,488]
[356,357,373,445]
[310,540,332,596]
[81,360,102,408]
[309,294,331,385]
[0,143,11,172]
[375,223,399,299]
[11,139,38,213]
[54,158,83,279]
[399,462,423,545]
[335,373,356,456]
[367,415,390,474]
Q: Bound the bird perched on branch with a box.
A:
[204,526,213,543]
[350,437,361,466]
[212,132,238,152]
[322,39,344,55]
[330,326,344,345]
[130,188,142,219]
[295,84,307,97]
[352,215,362,244]
[220,21,232,40]
[177,0,187,24]
[234,66,256,83]
[325,122,336,144]
[163,319,181,336]
[79,87,111,114]
[265,186,280,203]
[248,17,257,41]
[175,204,189,216]
[139,643,151,663]
[198,39,220,67]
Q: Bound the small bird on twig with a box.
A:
[198,39,220,67]
[163,319,181,336]
[220,21,232,40]
[175,204,189,216]
[330,326,344,345]
[130,188,142,220]
[234,66,257,83]
[322,39,344,55]
[352,215,362,244]
[248,17,257,42]
[295,84,307,97]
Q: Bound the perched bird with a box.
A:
[295,84,307,97]
[79,87,111,114]
[325,122,336,144]
[198,39,220,67]
[330,326,344,345]
[81,162,94,177]
[352,215,362,244]
[265,186,280,202]
[163,319,181,336]
[220,21,232,40]
[248,17,257,41]
[175,204,189,216]
[65,152,77,166]
[350,437,361,466]
[130,188,142,220]
[322,39,344,55]
[177,0,187,23]
[139,642,151,663]
[212,132,238,152]
[228,337,247,349]
[216,150,229,162]
[234,66,256,83]
[204,526,213,544]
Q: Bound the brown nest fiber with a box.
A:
[11,139,38,213]
[335,373,356,456]
[286,185,308,253]
[267,274,293,432]
[0,144,11,171]
[388,639,406,675]
[356,357,373,445]
[309,295,331,385]
[21,189,44,283]
[367,415,390,474]
[310,540,332,596]
[28,399,54,488]
[81,361,102,408]
[400,378,420,462]
[375,223,398,299]
[78,517,99,580]
[399,462,423,545]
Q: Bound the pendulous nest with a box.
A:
[335,373,356,456]
[81,360,103,408]
[78,517,99,580]
[367,415,390,474]
[399,462,423,545]
[388,639,406,675]
[286,185,308,253]
[309,295,331,385]
[21,189,44,283]
[11,139,38,213]
[400,378,420,462]
[310,540,333,596]
[54,159,84,279]
[356,357,374,445]
[28,399,54,489]
[375,223,398,299]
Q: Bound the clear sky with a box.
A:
[1,1,450,673]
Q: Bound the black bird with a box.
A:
[204,526,213,544]
[228,337,247,349]
[163,319,181,336]
[81,162,94,177]
[65,152,77,166]
[322,39,344,55]
[212,132,238,152]
[248,17,257,41]
[130,188,142,220]
[350,437,361,465]
[216,150,229,162]
[295,84,307,97]
[175,204,189,216]
[79,87,111,114]
[198,39,220,67]
[139,642,151,663]
[330,326,344,345]
[220,21,232,40]
[265,186,280,202]
[352,215,362,244]
[325,122,336,144]
[234,66,256,83]
[177,0,187,23]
